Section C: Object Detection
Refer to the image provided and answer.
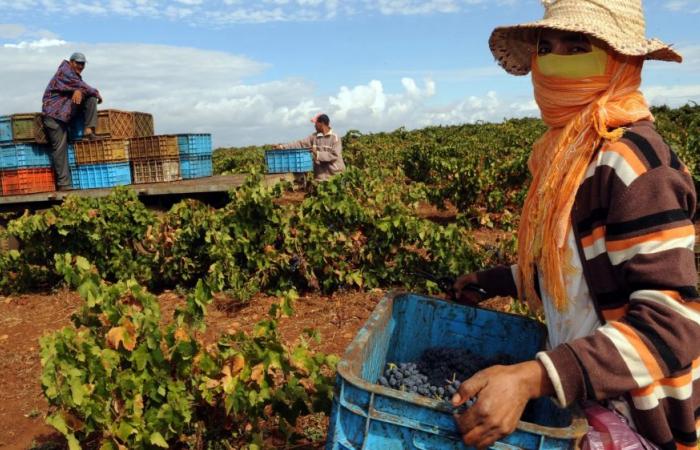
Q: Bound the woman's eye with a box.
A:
[538,47,551,55]
[570,45,591,54]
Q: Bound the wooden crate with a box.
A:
[74,139,129,164]
[11,113,48,144]
[96,110,134,139]
[128,135,178,161]
[131,158,180,184]
[132,112,154,137]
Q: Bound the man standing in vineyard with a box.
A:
[42,52,103,191]
[276,113,346,181]
[451,0,700,447]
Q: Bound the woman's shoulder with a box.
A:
[605,120,685,174]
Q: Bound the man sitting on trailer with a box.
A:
[276,113,346,181]
[42,52,103,191]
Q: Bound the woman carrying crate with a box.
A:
[452,0,699,447]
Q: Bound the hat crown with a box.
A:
[541,0,646,39]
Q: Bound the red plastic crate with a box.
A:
[1,168,55,195]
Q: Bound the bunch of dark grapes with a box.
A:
[378,362,460,401]
[377,347,511,403]
[289,254,300,272]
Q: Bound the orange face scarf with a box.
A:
[517,50,653,311]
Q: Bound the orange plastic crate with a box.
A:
[1,168,55,195]
[96,110,134,139]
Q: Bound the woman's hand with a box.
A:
[453,273,484,305]
[452,360,553,449]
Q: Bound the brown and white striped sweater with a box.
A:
[476,121,700,448]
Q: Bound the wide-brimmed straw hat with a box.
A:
[489,0,683,76]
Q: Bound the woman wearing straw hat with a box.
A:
[452,0,699,447]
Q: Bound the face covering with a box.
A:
[517,50,652,312]
[536,45,608,79]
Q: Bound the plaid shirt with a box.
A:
[42,60,99,123]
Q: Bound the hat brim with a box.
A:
[489,18,683,76]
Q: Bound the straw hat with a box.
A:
[489,0,682,76]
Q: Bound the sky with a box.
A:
[0,0,699,147]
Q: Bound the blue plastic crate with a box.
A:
[71,162,131,189]
[326,293,588,449]
[180,155,212,179]
[0,116,11,143]
[0,143,52,169]
[265,148,313,173]
[177,134,212,157]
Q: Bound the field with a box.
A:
[0,104,697,449]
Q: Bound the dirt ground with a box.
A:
[0,285,514,450]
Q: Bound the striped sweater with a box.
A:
[476,120,700,448]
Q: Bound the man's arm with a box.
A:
[279,133,315,150]
[50,65,99,97]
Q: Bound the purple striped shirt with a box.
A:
[42,60,99,123]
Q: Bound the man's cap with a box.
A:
[311,113,330,125]
[69,52,87,63]
[489,0,682,76]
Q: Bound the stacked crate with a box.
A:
[69,110,136,189]
[177,134,213,179]
[0,113,55,196]
[129,135,181,183]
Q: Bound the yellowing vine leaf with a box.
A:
[106,322,136,351]
[174,327,190,343]
[251,363,265,385]
[231,354,246,375]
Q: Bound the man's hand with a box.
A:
[452,361,553,449]
[274,144,284,150]
[453,273,483,305]
[96,93,103,104]
[72,90,83,105]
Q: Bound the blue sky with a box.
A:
[1,0,698,147]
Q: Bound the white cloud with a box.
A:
[664,1,700,13]
[643,84,700,106]
[0,23,59,40]
[1,39,697,148]
[0,0,516,24]
[4,38,67,49]
[0,24,26,39]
